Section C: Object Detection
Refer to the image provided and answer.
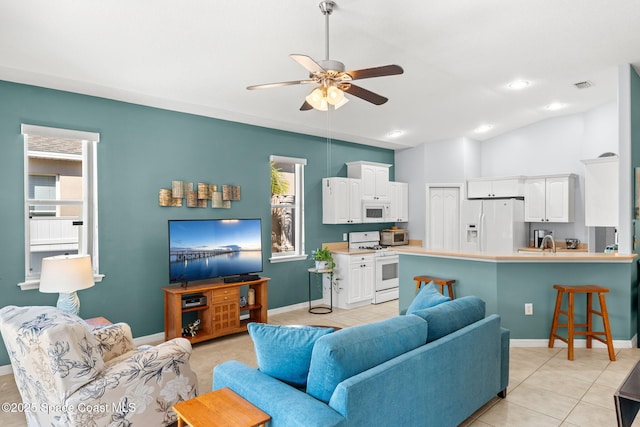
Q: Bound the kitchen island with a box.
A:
[396,246,638,346]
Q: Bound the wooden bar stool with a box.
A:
[548,284,615,361]
[413,275,456,299]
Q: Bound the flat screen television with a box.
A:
[168,219,263,283]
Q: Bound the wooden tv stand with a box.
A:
[162,277,269,343]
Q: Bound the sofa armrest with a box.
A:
[67,337,198,426]
[499,327,510,396]
[214,360,345,427]
[91,322,135,362]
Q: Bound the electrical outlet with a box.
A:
[343,233,348,241]
[525,303,533,315]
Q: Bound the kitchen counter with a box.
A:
[393,245,636,263]
[397,247,638,344]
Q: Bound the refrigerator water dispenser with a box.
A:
[466,224,479,245]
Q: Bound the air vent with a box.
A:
[574,80,593,89]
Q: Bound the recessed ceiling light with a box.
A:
[545,102,566,111]
[474,124,494,134]
[508,80,530,90]
[386,129,405,138]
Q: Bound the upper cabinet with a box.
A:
[524,174,576,223]
[347,161,390,200]
[323,161,407,224]
[389,181,409,222]
[467,176,525,199]
[322,177,362,224]
[582,156,619,227]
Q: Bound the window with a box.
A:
[20,124,101,289]
[270,155,306,262]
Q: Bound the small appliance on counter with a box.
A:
[565,238,580,249]
[380,228,408,246]
[533,230,552,248]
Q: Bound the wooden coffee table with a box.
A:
[173,388,270,427]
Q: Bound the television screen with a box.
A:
[169,219,263,283]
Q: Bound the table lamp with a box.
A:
[39,254,95,316]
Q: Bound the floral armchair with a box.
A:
[0,305,198,427]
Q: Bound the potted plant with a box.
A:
[312,247,335,270]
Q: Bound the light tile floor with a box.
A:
[1,300,639,426]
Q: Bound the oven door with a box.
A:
[375,255,399,291]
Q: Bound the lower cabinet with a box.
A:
[330,253,374,309]
[163,277,269,343]
[212,287,240,333]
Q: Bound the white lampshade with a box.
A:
[333,95,349,110]
[305,87,328,111]
[326,85,345,105]
[306,85,348,111]
[39,254,95,294]
[40,254,94,316]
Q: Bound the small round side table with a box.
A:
[308,267,333,314]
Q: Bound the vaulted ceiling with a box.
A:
[2,0,639,150]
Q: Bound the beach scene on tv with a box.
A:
[169,219,263,283]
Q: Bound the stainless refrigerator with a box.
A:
[461,199,527,253]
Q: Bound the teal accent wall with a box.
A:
[399,254,637,341]
[0,80,395,366]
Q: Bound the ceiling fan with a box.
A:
[247,1,404,111]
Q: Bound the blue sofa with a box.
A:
[213,296,509,427]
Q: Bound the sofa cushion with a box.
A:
[406,282,450,315]
[306,315,427,403]
[411,296,486,342]
[248,323,334,388]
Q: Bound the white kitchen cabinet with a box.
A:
[329,253,374,309]
[322,177,362,224]
[524,174,576,223]
[467,176,525,199]
[582,156,619,227]
[347,161,390,200]
[389,181,409,222]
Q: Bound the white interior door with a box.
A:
[427,186,461,250]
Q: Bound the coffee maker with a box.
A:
[533,230,552,248]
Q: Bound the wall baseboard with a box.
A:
[511,335,637,349]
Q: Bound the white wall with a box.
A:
[396,137,481,245]
[396,101,618,248]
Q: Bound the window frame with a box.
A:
[269,154,307,263]
[19,124,103,290]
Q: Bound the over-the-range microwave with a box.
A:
[362,201,390,222]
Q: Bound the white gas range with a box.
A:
[348,231,400,304]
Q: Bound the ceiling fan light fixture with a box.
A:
[333,95,349,109]
[305,87,326,110]
[309,87,324,101]
[247,1,403,111]
[326,85,345,105]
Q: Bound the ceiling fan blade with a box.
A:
[300,101,314,111]
[247,80,315,90]
[290,54,326,74]
[343,84,388,105]
[346,64,404,81]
